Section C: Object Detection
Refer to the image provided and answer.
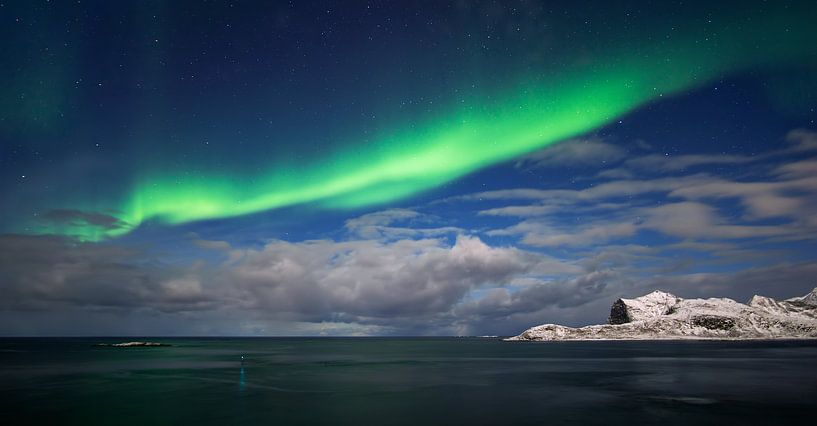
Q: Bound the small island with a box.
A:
[507,287,817,341]
[94,341,172,347]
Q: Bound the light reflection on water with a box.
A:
[239,365,245,391]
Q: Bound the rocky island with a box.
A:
[94,341,171,347]
[507,287,817,341]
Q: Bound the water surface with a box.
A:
[1,338,815,425]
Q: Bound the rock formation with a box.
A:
[507,288,817,341]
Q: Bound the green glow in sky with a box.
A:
[32,5,817,241]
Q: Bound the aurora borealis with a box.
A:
[2,1,817,336]
[117,2,815,236]
[3,1,815,240]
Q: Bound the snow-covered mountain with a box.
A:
[507,288,817,341]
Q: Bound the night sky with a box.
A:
[1,0,816,336]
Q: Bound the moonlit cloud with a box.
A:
[624,153,758,172]
[343,208,462,240]
[0,233,568,334]
[479,133,817,248]
[514,137,627,169]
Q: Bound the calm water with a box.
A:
[1,338,816,425]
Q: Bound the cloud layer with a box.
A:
[2,130,816,336]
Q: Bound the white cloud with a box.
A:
[478,154,817,246]
[619,129,817,173]
[344,208,421,230]
[625,153,758,172]
[785,128,817,152]
[515,137,627,169]
[478,204,560,217]
[641,202,795,239]
[488,220,638,247]
[469,128,817,247]
[596,167,636,179]
[222,235,540,319]
[668,175,817,221]
[0,234,572,332]
[461,174,714,203]
[773,159,817,179]
[344,208,461,240]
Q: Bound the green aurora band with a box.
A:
[31,5,817,241]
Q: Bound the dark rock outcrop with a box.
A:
[691,315,736,330]
[608,299,630,324]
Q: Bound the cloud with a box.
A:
[0,233,566,334]
[192,238,232,250]
[478,204,560,217]
[596,167,635,179]
[635,262,817,303]
[667,175,817,222]
[40,209,131,231]
[344,208,421,230]
[785,128,817,152]
[344,208,461,240]
[514,130,817,176]
[625,153,758,172]
[460,174,714,203]
[0,234,214,313]
[2,229,815,335]
[489,220,638,247]
[773,159,817,179]
[454,188,564,201]
[456,269,616,319]
[486,197,806,248]
[222,235,539,320]
[621,129,817,173]
[641,202,796,239]
[474,137,817,246]
[515,137,627,169]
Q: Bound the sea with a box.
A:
[1,337,816,425]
